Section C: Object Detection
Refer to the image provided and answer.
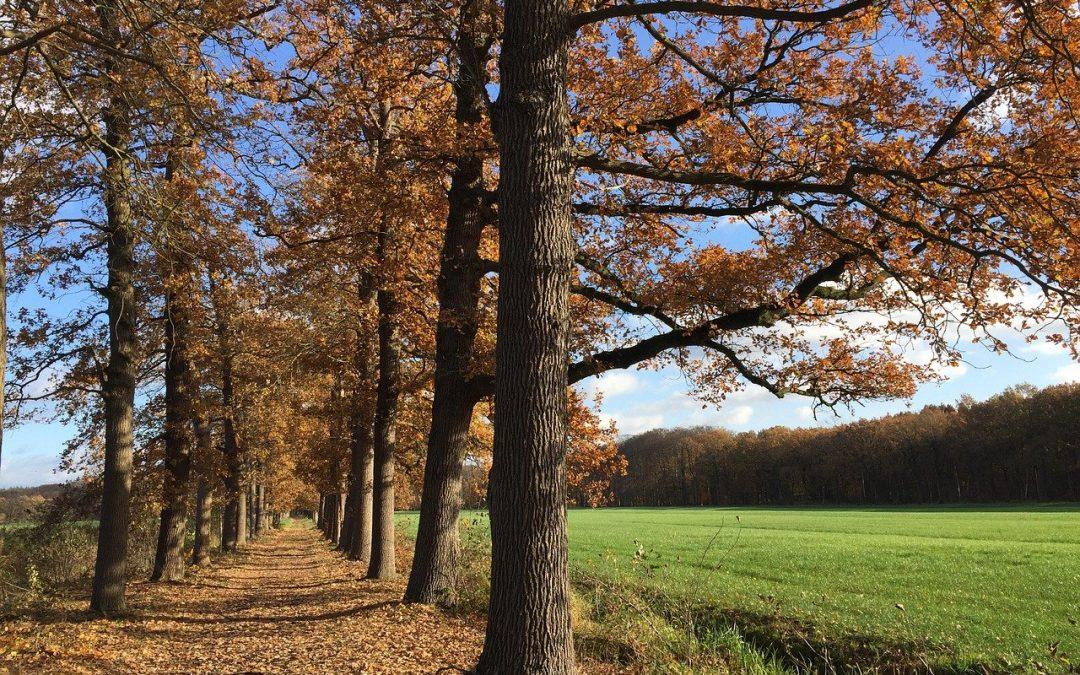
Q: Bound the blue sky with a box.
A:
[3,14,1078,489]
[3,322,1077,488]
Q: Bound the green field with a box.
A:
[402,505,1080,671]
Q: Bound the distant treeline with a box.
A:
[614,383,1080,506]
[0,482,96,524]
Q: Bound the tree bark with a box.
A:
[404,3,491,606]
[475,0,575,670]
[236,480,248,544]
[347,283,378,562]
[367,224,401,581]
[90,0,138,613]
[151,172,195,581]
[213,274,244,552]
[192,480,213,566]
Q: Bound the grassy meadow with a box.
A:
[400,504,1080,672]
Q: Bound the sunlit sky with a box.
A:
[3,19,1079,489]
[2,321,1077,488]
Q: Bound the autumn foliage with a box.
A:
[2,0,1080,670]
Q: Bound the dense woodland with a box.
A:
[3,0,1080,670]
[616,383,1080,507]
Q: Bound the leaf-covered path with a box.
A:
[1,528,484,673]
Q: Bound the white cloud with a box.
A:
[723,405,754,427]
[1024,341,1070,356]
[795,405,815,422]
[1051,363,1080,383]
[606,413,665,436]
[596,371,639,397]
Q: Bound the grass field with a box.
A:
[401,504,1080,671]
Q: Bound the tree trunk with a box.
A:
[192,480,213,566]
[151,191,195,581]
[247,482,257,540]
[367,223,401,581]
[475,0,575,670]
[404,4,491,606]
[236,480,248,544]
[347,282,378,562]
[222,490,239,552]
[214,275,244,553]
[257,484,267,534]
[90,5,138,613]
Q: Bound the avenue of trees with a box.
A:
[3,0,1080,671]
[616,383,1080,507]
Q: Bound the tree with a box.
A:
[477,0,1080,668]
[475,0,577,671]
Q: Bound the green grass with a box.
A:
[399,505,1080,672]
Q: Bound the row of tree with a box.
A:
[4,0,1080,671]
[616,384,1080,507]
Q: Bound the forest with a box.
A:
[2,0,1080,671]
[615,383,1080,507]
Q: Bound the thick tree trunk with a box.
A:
[404,5,491,606]
[151,504,186,582]
[192,480,213,566]
[90,9,138,612]
[475,0,575,670]
[367,226,401,581]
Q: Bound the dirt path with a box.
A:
[0,528,484,673]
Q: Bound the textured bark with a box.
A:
[192,480,213,566]
[256,484,267,534]
[326,493,340,544]
[221,491,238,551]
[347,284,378,562]
[90,2,137,613]
[404,3,491,607]
[151,187,195,582]
[367,220,401,581]
[236,480,248,544]
[214,276,244,553]
[475,0,576,670]
[247,482,257,541]
[151,504,186,582]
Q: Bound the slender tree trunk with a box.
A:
[347,283,378,562]
[476,0,575,669]
[257,484,267,534]
[222,491,238,551]
[367,218,401,581]
[237,480,248,544]
[152,187,195,581]
[90,6,138,612]
[247,482,257,540]
[214,276,244,552]
[192,480,213,566]
[405,5,491,606]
